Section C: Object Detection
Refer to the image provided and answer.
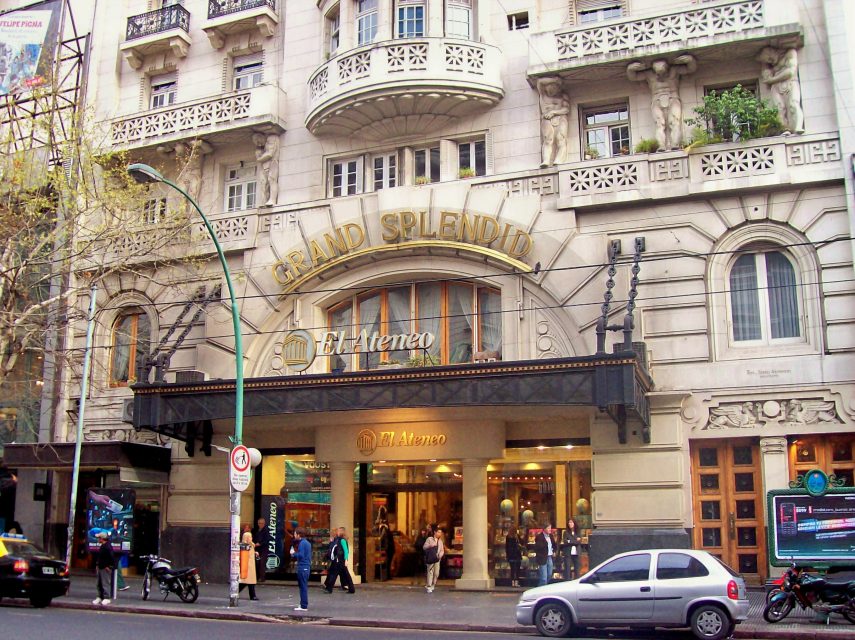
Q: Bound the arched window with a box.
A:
[326,282,501,371]
[729,251,800,343]
[110,310,151,385]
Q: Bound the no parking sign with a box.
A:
[229,445,251,492]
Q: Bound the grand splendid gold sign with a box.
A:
[272,210,534,291]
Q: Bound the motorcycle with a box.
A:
[763,563,855,624]
[140,554,201,603]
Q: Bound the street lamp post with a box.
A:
[127,163,244,606]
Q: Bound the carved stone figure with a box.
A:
[253,132,280,207]
[707,402,758,429]
[784,399,837,425]
[626,55,696,150]
[757,46,804,134]
[174,140,210,205]
[536,76,570,167]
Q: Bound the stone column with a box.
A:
[329,461,359,583]
[455,458,494,590]
[339,0,355,52]
[427,0,444,37]
[760,436,789,577]
[377,0,393,42]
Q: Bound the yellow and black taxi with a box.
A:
[0,533,70,607]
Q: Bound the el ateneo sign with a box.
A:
[271,209,535,292]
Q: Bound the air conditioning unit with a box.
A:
[121,399,134,424]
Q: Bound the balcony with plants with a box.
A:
[305,37,504,140]
[527,0,803,83]
[121,4,192,69]
[202,0,279,49]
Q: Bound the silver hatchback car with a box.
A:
[516,549,748,640]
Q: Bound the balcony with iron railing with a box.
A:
[110,84,286,150]
[121,5,192,69]
[306,37,504,140]
[528,0,803,82]
[203,0,279,49]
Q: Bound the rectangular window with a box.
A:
[224,165,257,212]
[331,157,363,196]
[328,6,341,55]
[397,1,425,38]
[446,0,471,39]
[357,0,378,45]
[373,153,397,191]
[143,197,166,224]
[458,139,486,177]
[150,74,176,109]
[582,104,630,158]
[578,5,622,24]
[414,146,440,183]
[507,11,529,30]
[233,54,263,91]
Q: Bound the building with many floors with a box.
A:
[5,0,855,588]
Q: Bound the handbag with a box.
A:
[425,544,439,565]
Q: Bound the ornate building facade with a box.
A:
[7,0,855,587]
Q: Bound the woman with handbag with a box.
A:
[423,526,444,593]
[505,528,523,587]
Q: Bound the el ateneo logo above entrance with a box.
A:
[357,428,448,456]
[281,328,435,373]
[270,209,535,293]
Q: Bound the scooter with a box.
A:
[140,554,201,603]
[763,563,855,624]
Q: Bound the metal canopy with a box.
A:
[132,353,653,448]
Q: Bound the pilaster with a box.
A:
[455,458,494,590]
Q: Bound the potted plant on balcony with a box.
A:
[634,138,660,154]
[407,353,439,368]
[415,175,430,185]
[583,146,600,160]
[458,167,476,179]
[685,84,782,149]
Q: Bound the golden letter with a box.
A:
[343,223,365,250]
[287,250,311,275]
[457,213,479,244]
[439,211,459,240]
[309,239,330,267]
[508,230,533,258]
[419,211,436,238]
[477,217,500,245]
[324,228,348,256]
[399,211,417,240]
[380,214,400,242]
[272,261,295,285]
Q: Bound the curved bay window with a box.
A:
[729,250,800,344]
[326,282,501,372]
[110,310,151,386]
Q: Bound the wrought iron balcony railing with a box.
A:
[126,5,190,41]
[208,0,275,20]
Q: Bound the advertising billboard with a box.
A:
[0,0,63,96]
[769,490,855,565]
[87,488,136,553]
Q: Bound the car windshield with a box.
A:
[2,541,43,557]
[712,555,740,577]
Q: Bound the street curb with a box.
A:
[54,599,295,625]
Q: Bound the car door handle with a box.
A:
[640,586,651,592]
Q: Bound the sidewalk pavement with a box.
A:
[34,573,855,638]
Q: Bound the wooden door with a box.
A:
[790,436,855,487]
[691,439,766,584]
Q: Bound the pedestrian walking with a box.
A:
[534,523,555,586]
[92,531,114,605]
[322,530,339,593]
[336,527,356,593]
[254,517,270,583]
[505,528,523,587]
[238,523,259,600]
[414,526,428,585]
[423,526,444,593]
[291,527,312,611]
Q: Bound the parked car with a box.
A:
[516,548,748,640]
[0,533,70,607]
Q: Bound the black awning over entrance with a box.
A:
[132,354,653,447]
[2,441,172,472]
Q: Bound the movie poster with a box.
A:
[0,0,62,96]
[87,488,136,553]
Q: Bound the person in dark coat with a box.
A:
[560,518,582,580]
[92,531,115,605]
[322,530,340,593]
[505,528,523,587]
[534,523,555,586]
[254,517,270,583]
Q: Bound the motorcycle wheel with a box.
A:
[842,602,855,624]
[178,580,199,603]
[763,595,794,623]
[141,574,151,601]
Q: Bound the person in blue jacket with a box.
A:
[291,527,312,611]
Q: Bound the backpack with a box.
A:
[425,544,439,565]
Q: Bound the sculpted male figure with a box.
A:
[253,132,280,207]
[627,55,697,150]
[757,46,804,134]
[537,76,570,167]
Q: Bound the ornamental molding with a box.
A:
[685,395,846,432]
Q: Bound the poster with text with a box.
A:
[87,488,136,553]
[0,0,62,96]
[771,492,855,563]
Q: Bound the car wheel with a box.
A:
[690,604,731,640]
[535,602,573,637]
[841,602,855,624]
[763,594,794,623]
[30,595,52,608]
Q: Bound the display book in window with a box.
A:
[490,513,515,579]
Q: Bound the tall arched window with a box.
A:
[729,251,800,343]
[110,310,151,385]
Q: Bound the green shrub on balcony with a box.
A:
[458,167,476,179]
[685,84,782,147]
[634,138,660,154]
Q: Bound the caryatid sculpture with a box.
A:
[253,132,280,207]
[537,76,570,167]
[757,46,804,134]
[627,55,697,150]
[174,140,211,206]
